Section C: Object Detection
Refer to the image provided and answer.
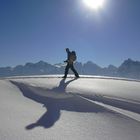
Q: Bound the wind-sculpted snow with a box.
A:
[11,77,140,121]
[10,80,112,130]
[11,79,75,99]
[0,76,140,140]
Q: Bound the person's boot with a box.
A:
[75,75,79,78]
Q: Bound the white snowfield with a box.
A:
[0,75,140,140]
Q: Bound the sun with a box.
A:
[83,0,105,10]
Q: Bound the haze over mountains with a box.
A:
[0,59,140,79]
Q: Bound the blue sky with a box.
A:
[0,0,140,67]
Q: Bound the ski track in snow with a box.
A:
[77,95,140,122]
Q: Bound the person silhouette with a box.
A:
[63,48,79,78]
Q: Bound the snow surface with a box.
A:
[0,75,140,140]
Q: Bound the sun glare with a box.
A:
[83,0,105,10]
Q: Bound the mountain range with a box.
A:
[0,58,140,79]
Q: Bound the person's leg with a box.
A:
[71,64,79,78]
[63,64,69,78]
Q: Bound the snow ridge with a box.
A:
[1,76,140,140]
[10,76,140,122]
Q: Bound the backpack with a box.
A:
[69,51,77,62]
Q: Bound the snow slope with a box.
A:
[0,75,140,140]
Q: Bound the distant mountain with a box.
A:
[82,61,102,75]
[0,61,62,77]
[0,59,140,79]
[118,59,140,79]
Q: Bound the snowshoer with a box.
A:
[63,48,79,78]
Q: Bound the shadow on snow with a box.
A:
[11,79,113,130]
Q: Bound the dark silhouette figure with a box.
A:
[10,79,110,130]
[63,48,79,78]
